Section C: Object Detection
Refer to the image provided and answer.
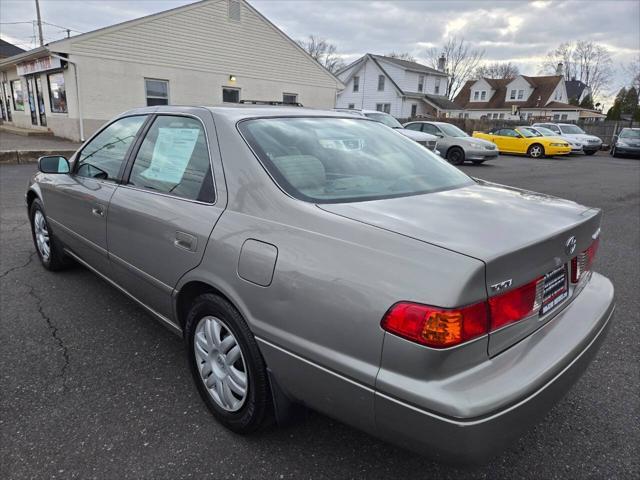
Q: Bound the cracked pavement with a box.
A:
[1,156,639,479]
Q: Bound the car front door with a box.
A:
[423,123,450,151]
[106,111,226,319]
[42,115,149,275]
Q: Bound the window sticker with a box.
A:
[141,127,199,184]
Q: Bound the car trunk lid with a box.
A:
[318,180,602,354]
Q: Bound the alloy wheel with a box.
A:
[530,145,543,158]
[194,316,248,412]
[33,210,51,261]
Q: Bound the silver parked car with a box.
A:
[28,106,614,462]
[524,125,584,154]
[404,120,498,165]
[533,122,602,155]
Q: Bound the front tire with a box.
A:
[185,293,272,433]
[29,198,71,271]
[446,147,465,165]
[527,143,545,158]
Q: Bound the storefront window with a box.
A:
[47,72,67,113]
[11,80,24,111]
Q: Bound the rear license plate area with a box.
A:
[541,265,568,315]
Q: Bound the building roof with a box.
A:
[0,39,25,59]
[371,55,447,77]
[423,93,458,110]
[565,79,589,101]
[453,75,567,110]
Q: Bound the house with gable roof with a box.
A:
[335,53,456,118]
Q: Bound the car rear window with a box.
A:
[238,117,474,203]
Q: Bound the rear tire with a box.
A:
[584,150,596,156]
[29,198,71,271]
[446,147,465,165]
[527,143,545,158]
[185,293,272,434]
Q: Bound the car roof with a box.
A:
[120,105,366,123]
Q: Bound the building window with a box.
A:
[411,104,417,117]
[517,89,524,100]
[510,89,516,100]
[283,93,298,104]
[492,113,499,119]
[145,78,169,106]
[434,79,440,94]
[499,113,505,119]
[47,72,67,113]
[480,91,487,101]
[228,0,241,21]
[458,113,463,118]
[473,91,479,101]
[353,76,359,92]
[222,87,240,103]
[560,113,568,120]
[527,112,532,119]
[348,103,355,109]
[464,112,469,119]
[377,75,385,91]
[553,113,560,120]
[418,75,424,92]
[375,103,390,113]
[10,80,24,111]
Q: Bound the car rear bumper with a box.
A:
[374,272,614,462]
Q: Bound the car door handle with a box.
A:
[174,231,197,252]
[91,205,105,217]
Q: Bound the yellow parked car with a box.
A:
[472,127,571,158]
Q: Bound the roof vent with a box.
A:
[228,0,241,21]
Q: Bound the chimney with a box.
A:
[437,54,446,72]
[556,62,564,76]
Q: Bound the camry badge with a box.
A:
[565,236,577,256]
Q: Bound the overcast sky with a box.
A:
[1,0,638,105]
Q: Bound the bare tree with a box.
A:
[539,40,614,101]
[425,37,484,100]
[385,52,416,62]
[475,61,520,79]
[297,35,345,74]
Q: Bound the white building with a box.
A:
[451,74,589,122]
[335,54,454,118]
[0,0,342,141]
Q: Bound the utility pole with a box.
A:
[35,0,44,46]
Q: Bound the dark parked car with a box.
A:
[610,127,640,157]
[27,106,614,462]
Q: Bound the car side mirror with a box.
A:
[38,155,70,174]
[435,133,444,138]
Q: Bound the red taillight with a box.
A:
[381,302,488,348]
[488,277,544,330]
[571,238,600,283]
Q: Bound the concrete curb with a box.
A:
[0,149,78,165]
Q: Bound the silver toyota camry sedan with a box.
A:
[27,106,615,462]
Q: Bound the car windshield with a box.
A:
[239,117,474,203]
[532,126,557,136]
[517,128,538,138]
[437,123,468,137]
[519,127,543,137]
[619,129,640,139]
[363,112,403,129]
[560,125,585,134]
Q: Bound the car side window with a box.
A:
[128,115,214,203]
[422,124,439,135]
[405,123,422,131]
[499,129,518,137]
[76,115,147,180]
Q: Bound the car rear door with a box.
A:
[42,115,149,275]
[106,109,227,319]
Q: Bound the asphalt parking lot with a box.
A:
[1,152,638,479]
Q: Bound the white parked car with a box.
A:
[533,123,602,155]
[334,109,439,152]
